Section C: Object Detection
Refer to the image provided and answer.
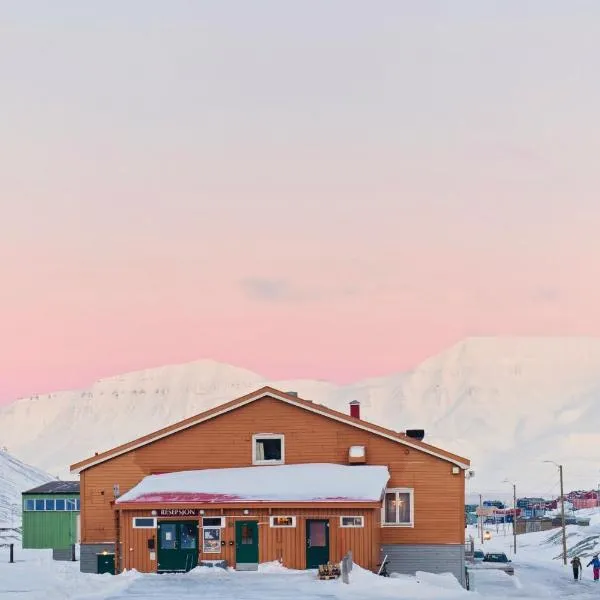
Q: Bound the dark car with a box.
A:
[482,553,514,575]
[483,553,510,563]
[473,550,485,561]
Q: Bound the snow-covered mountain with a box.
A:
[0,449,54,527]
[2,337,600,495]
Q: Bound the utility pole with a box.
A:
[559,464,567,566]
[479,494,484,545]
[512,483,517,555]
[544,460,568,565]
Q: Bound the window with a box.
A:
[66,498,77,511]
[133,517,157,529]
[382,488,414,527]
[75,499,81,511]
[181,523,197,549]
[252,434,284,465]
[45,499,55,511]
[24,499,34,511]
[340,516,364,528]
[55,499,66,511]
[35,499,45,511]
[160,523,177,550]
[202,517,225,528]
[269,516,296,528]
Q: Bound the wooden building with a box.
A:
[22,481,80,558]
[70,387,470,583]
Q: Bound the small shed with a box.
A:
[22,481,80,553]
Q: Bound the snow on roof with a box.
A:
[116,463,390,504]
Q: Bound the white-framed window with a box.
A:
[202,517,226,528]
[269,516,296,528]
[252,434,285,465]
[382,488,414,527]
[340,516,364,528]
[133,517,157,529]
[24,499,34,511]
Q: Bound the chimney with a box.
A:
[349,400,360,419]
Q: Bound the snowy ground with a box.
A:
[4,515,600,600]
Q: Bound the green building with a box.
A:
[22,481,80,554]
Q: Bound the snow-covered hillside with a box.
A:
[2,337,600,493]
[0,449,54,526]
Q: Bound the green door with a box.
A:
[97,553,115,575]
[235,521,259,567]
[157,521,199,573]
[306,520,329,568]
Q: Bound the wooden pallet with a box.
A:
[318,562,341,580]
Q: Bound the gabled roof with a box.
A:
[23,481,80,495]
[70,386,469,473]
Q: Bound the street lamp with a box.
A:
[503,479,517,554]
[544,460,567,565]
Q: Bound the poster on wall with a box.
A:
[203,527,221,553]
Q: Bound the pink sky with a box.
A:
[2,2,600,403]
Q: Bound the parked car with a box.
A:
[482,552,514,575]
[483,553,510,563]
[473,550,485,561]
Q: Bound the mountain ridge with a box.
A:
[2,336,600,494]
[0,450,54,528]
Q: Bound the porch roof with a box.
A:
[116,463,390,505]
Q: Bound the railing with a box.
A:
[465,536,475,561]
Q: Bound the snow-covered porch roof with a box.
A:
[116,463,390,505]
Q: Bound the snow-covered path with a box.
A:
[472,564,599,599]
[102,572,341,600]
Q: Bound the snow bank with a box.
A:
[117,463,390,504]
[338,564,468,599]
[258,560,298,573]
[415,571,463,589]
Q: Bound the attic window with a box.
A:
[252,434,284,465]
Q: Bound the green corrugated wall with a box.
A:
[22,494,79,550]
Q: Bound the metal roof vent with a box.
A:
[405,429,425,441]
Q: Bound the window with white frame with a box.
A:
[133,517,157,529]
[252,434,284,465]
[340,516,364,528]
[269,516,296,528]
[382,488,414,526]
[202,517,226,528]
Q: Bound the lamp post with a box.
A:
[544,461,567,565]
[503,479,517,554]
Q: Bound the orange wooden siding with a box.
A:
[119,507,379,572]
[81,395,465,548]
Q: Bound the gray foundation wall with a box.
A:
[80,543,116,573]
[53,547,75,562]
[381,544,466,587]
